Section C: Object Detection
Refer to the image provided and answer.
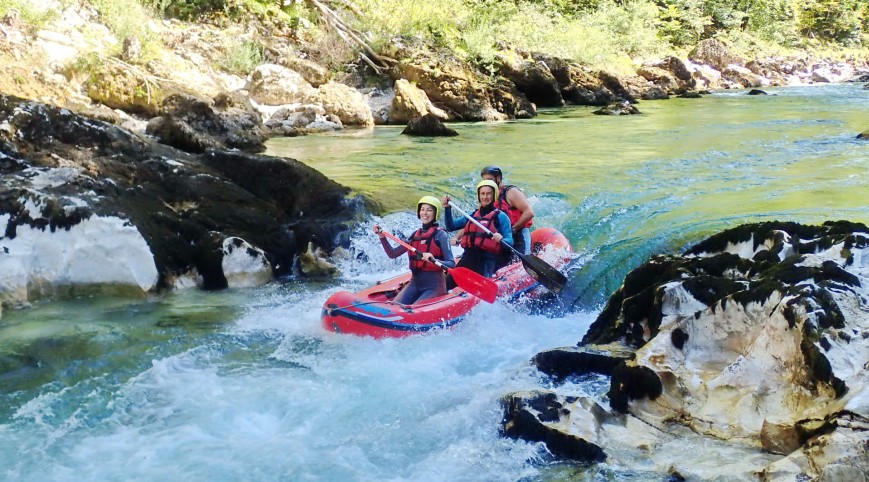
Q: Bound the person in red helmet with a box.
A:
[373,196,455,304]
[479,165,535,257]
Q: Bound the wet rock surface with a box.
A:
[503,221,869,480]
[0,94,366,306]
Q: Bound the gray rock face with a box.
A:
[246,64,316,106]
[146,92,268,153]
[689,38,741,71]
[0,94,365,306]
[504,221,869,480]
[498,58,565,107]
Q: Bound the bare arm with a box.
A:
[506,188,534,231]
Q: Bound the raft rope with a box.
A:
[326,290,472,312]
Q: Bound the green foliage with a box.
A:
[356,0,666,68]
[142,0,227,19]
[218,39,264,74]
[0,0,60,28]
[740,0,801,46]
[581,0,666,58]
[63,51,104,84]
[91,0,161,61]
[796,0,867,45]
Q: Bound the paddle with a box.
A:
[381,230,498,303]
[447,201,567,293]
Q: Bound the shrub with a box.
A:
[142,0,227,20]
[0,0,59,28]
[796,0,867,46]
[91,0,161,61]
[218,39,264,75]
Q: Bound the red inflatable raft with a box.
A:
[321,228,571,338]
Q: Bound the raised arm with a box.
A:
[441,195,469,232]
[373,224,408,259]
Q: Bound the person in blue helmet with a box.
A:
[441,180,513,278]
[479,165,534,257]
[373,196,456,304]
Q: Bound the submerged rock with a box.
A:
[0,94,365,308]
[592,101,641,116]
[401,113,458,137]
[505,221,869,479]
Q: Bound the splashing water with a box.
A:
[1,84,868,480]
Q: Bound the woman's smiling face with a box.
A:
[418,203,436,223]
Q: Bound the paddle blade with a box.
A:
[518,254,567,293]
[450,267,498,303]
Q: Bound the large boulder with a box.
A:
[534,55,615,106]
[636,65,677,93]
[146,92,268,153]
[310,81,374,127]
[265,104,342,134]
[505,221,869,479]
[639,56,696,94]
[722,65,765,88]
[401,113,458,136]
[685,59,724,90]
[596,71,662,102]
[0,94,364,308]
[498,53,565,107]
[85,62,172,116]
[386,41,535,121]
[689,38,742,71]
[246,64,316,106]
[280,56,330,87]
[592,101,641,116]
[389,79,448,124]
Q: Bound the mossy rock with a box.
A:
[85,62,172,116]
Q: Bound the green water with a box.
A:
[0,84,867,481]
[267,84,869,306]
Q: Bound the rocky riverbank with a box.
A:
[502,221,869,480]
[2,1,868,310]
[1,2,867,139]
[0,93,367,315]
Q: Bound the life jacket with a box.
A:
[495,185,532,229]
[409,226,445,271]
[461,209,503,254]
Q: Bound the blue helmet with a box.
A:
[480,165,502,180]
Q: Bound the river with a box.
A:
[0,83,867,481]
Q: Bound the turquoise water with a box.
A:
[268,84,869,306]
[1,84,867,481]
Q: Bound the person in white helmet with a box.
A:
[480,165,534,257]
[441,180,513,279]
